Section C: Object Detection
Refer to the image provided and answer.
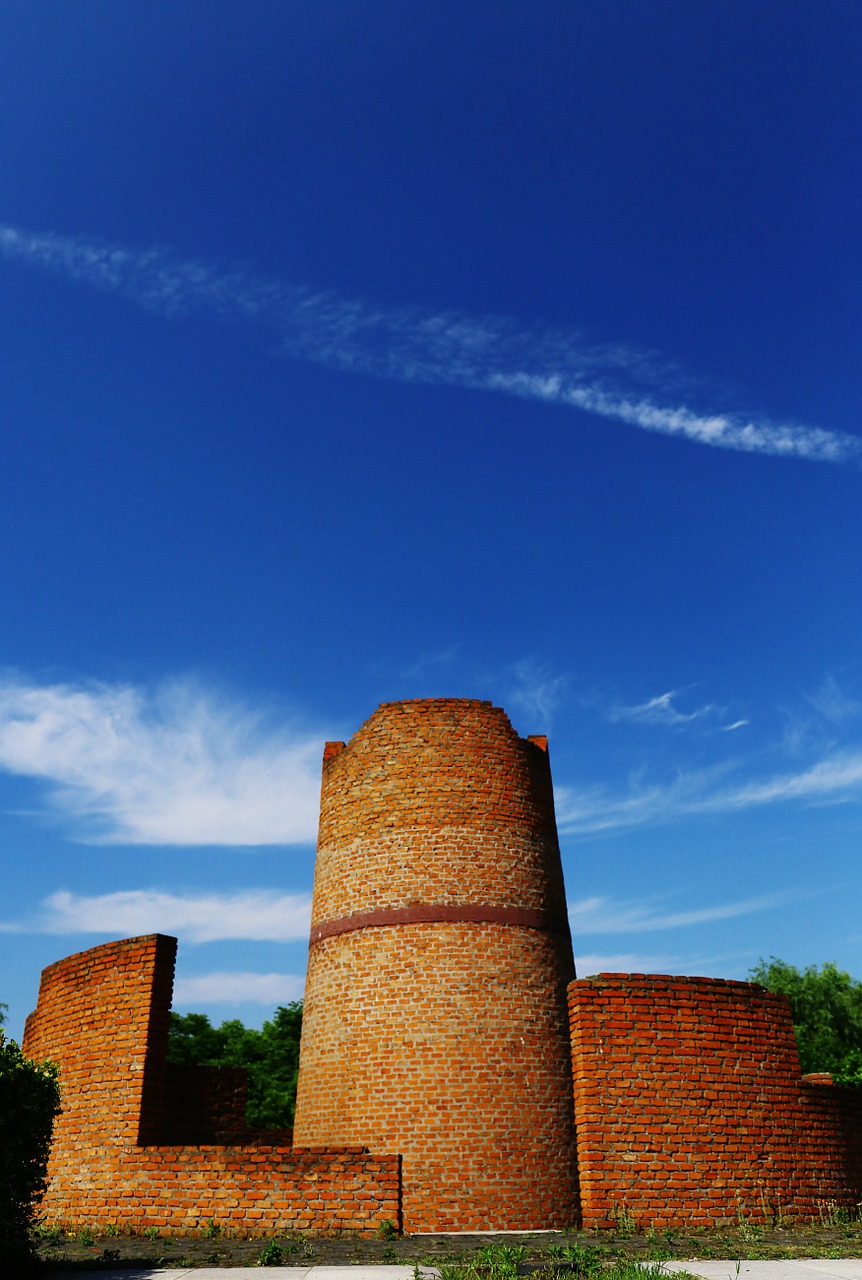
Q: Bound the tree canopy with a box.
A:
[166,1002,303,1128]
[750,958,862,1085]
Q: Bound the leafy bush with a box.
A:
[167,1002,303,1128]
[0,1027,61,1268]
[750,957,862,1084]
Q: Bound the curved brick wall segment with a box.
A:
[311,698,568,924]
[23,933,400,1235]
[294,698,579,1231]
[568,973,862,1229]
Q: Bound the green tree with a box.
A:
[750,957,862,1085]
[167,1002,303,1128]
[0,1029,61,1268]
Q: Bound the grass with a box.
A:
[431,1244,686,1280]
[27,1217,862,1272]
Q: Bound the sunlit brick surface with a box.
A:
[568,973,862,1229]
[293,698,578,1231]
[23,935,400,1234]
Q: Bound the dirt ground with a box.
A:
[31,1221,862,1272]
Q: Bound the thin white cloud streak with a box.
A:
[507,658,569,728]
[574,952,682,977]
[607,689,714,727]
[15,888,313,942]
[1,224,857,465]
[567,890,796,935]
[555,747,862,835]
[172,972,305,1006]
[574,949,756,979]
[0,675,324,845]
[804,674,862,725]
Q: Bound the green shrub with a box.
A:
[0,1029,61,1269]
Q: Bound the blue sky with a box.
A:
[2,1,862,1041]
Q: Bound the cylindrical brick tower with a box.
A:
[292,698,578,1231]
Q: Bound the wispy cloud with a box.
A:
[1,224,857,465]
[568,890,797,935]
[574,951,683,977]
[401,645,461,680]
[172,971,305,1006]
[803,673,862,726]
[0,674,326,845]
[507,658,569,728]
[574,949,756,979]
[556,746,862,835]
[3,888,313,941]
[607,688,714,728]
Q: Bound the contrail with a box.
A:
[1,224,857,465]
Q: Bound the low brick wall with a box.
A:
[568,973,862,1228]
[23,934,401,1235]
[42,1143,400,1235]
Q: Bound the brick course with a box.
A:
[21,699,862,1234]
[568,973,862,1228]
[293,698,579,1231]
[23,934,399,1234]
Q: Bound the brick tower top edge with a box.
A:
[312,696,567,927]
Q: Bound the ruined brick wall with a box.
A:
[23,935,175,1161]
[568,973,862,1228]
[292,698,579,1231]
[23,934,400,1235]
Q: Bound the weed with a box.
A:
[734,1199,762,1242]
[203,1217,222,1239]
[818,1198,862,1227]
[143,1225,160,1241]
[378,1218,399,1240]
[100,1248,120,1263]
[611,1262,668,1280]
[258,1239,285,1265]
[561,1244,603,1275]
[104,1221,120,1237]
[34,1223,62,1243]
[610,1205,637,1237]
[477,1243,526,1277]
[76,1227,94,1247]
[383,1243,399,1261]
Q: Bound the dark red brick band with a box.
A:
[309,903,570,946]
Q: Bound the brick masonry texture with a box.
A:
[293,698,579,1231]
[568,973,862,1228]
[23,934,400,1235]
[21,698,862,1235]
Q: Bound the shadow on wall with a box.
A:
[23,934,401,1236]
[20,700,862,1234]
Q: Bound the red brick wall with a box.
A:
[568,973,862,1228]
[23,934,400,1235]
[293,698,579,1231]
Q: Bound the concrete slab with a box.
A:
[659,1262,862,1280]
